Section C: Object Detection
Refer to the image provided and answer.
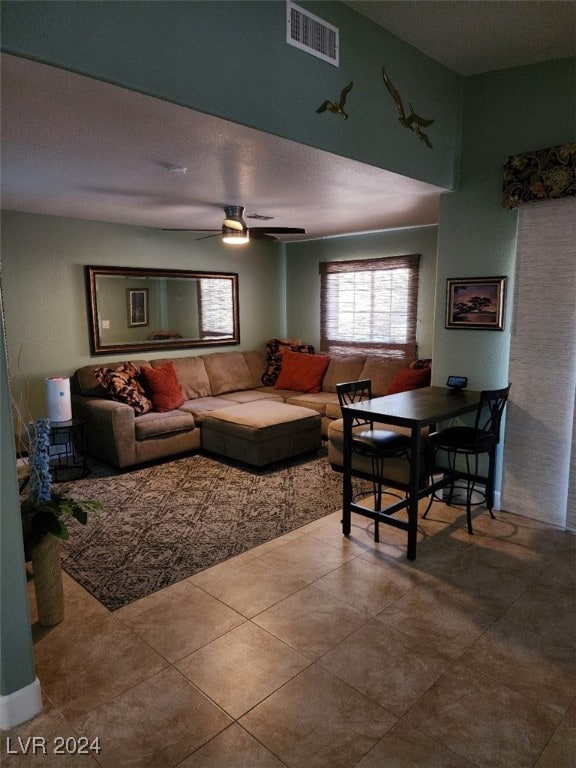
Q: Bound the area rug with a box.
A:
[59,450,343,611]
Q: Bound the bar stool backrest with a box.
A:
[336,380,373,429]
[475,384,511,444]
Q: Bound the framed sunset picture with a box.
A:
[446,277,506,330]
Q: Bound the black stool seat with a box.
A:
[429,426,498,453]
[354,429,411,455]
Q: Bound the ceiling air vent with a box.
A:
[286,1,339,67]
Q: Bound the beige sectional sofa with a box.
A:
[71,348,429,470]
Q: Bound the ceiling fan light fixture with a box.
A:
[222,227,250,245]
[221,205,250,244]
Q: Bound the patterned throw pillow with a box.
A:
[409,358,432,370]
[94,362,153,415]
[261,338,315,386]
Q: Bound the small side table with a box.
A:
[49,418,89,482]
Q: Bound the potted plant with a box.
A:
[21,417,101,625]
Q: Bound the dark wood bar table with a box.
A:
[341,386,482,561]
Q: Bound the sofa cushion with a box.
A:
[152,356,211,399]
[243,350,267,388]
[203,352,253,395]
[134,410,195,440]
[274,350,330,393]
[261,338,315,386]
[285,391,340,416]
[178,396,239,423]
[321,355,367,393]
[358,357,407,397]
[94,362,153,415]
[140,361,185,412]
[214,390,284,404]
[387,366,431,394]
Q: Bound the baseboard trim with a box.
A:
[0,677,42,730]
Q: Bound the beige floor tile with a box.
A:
[502,583,576,648]
[444,533,555,581]
[472,511,575,557]
[535,696,576,768]
[1,699,101,767]
[32,613,168,723]
[240,664,397,768]
[377,584,496,658]
[176,622,310,718]
[535,551,576,590]
[319,618,452,717]
[408,660,561,768]
[177,724,286,767]
[420,550,529,614]
[313,557,416,616]
[253,584,369,659]
[114,577,194,621]
[259,535,356,583]
[187,549,258,587]
[199,558,308,617]
[124,586,245,662]
[76,667,232,768]
[354,721,476,767]
[463,617,576,713]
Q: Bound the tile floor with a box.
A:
[2,496,575,768]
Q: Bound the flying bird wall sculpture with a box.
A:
[316,81,354,120]
[382,68,434,148]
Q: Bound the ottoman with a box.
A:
[201,401,322,467]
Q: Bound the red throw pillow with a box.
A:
[274,350,330,393]
[387,366,431,395]
[140,362,185,412]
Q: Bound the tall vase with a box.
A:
[31,533,64,626]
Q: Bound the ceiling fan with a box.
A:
[164,205,306,244]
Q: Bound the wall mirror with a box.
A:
[86,265,239,355]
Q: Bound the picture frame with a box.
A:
[126,288,149,328]
[445,276,506,330]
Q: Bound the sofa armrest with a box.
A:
[71,394,137,468]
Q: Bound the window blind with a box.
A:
[198,279,234,339]
[319,255,420,359]
[502,198,576,530]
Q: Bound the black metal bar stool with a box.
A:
[337,380,411,542]
[423,384,511,534]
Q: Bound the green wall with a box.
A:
[1,0,462,189]
[285,225,438,357]
[433,58,576,392]
[1,213,285,418]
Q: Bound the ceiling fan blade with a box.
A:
[249,231,277,241]
[250,227,306,234]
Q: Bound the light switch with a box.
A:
[102,320,110,329]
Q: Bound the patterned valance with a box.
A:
[502,142,576,209]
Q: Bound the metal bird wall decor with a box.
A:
[382,68,434,148]
[316,81,354,120]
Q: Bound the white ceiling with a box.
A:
[345,1,576,76]
[1,2,573,241]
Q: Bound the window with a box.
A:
[319,255,420,358]
[198,278,235,339]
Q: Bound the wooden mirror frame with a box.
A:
[86,265,240,355]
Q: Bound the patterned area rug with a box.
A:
[59,449,343,610]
